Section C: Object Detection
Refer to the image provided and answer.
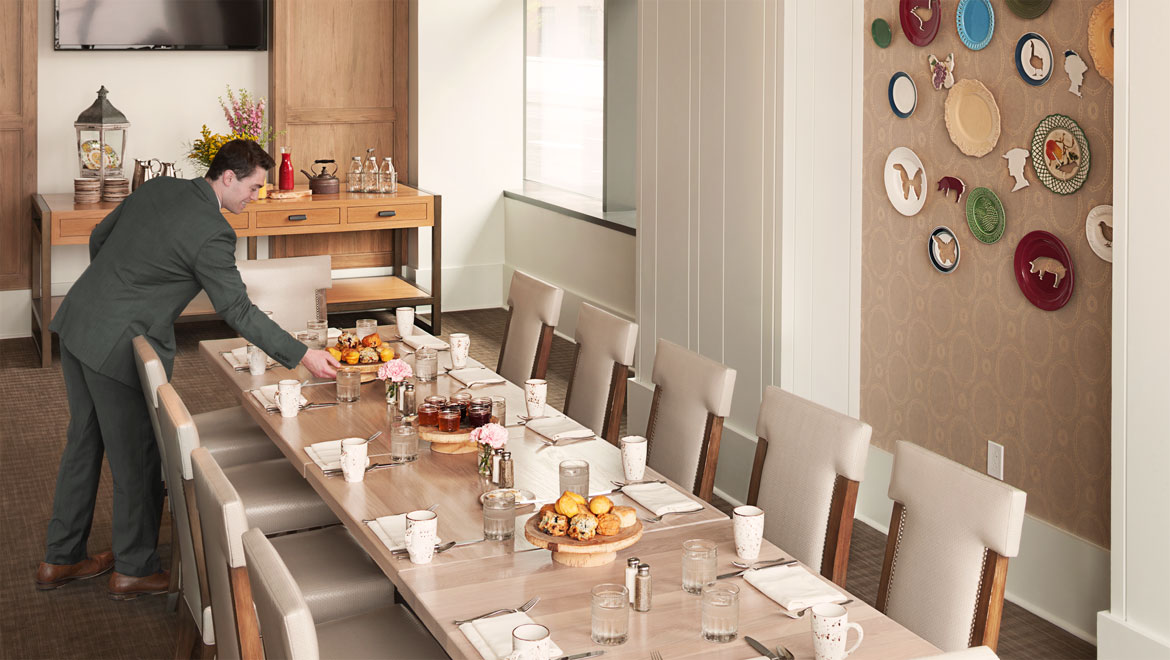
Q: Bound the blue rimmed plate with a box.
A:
[1015,32,1052,86]
[888,72,917,118]
[957,0,995,51]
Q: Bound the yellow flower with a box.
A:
[187,124,261,168]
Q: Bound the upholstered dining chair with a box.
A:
[746,386,871,587]
[497,270,563,385]
[242,528,446,660]
[878,441,1027,653]
[563,303,638,444]
[157,383,340,659]
[193,448,397,660]
[646,339,736,502]
[185,255,332,332]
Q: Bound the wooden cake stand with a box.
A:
[523,515,643,567]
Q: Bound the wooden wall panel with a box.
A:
[0,2,22,117]
[0,0,36,291]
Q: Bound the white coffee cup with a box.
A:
[275,379,302,418]
[524,379,548,419]
[247,344,267,376]
[811,603,864,660]
[620,435,648,481]
[450,333,470,369]
[511,623,552,660]
[404,509,438,564]
[340,437,369,483]
[396,307,415,338]
[732,505,765,562]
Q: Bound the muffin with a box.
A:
[596,512,621,536]
[567,513,598,541]
[588,495,613,515]
[538,509,568,536]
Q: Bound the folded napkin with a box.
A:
[223,347,277,371]
[403,333,449,351]
[305,439,369,471]
[327,327,342,340]
[621,482,704,516]
[366,514,442,554]
[743,563,848,611]
[250,385,308,412]
[448,367,506,388]
[525,417,594,443]
[458,612,563,660]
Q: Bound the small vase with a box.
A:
[385,380,398,406]
[477,444,492,477]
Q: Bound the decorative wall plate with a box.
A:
[1005,0,1052,19]
[1015,32,1052,86]
[957,0,995,51]
[1030,114,1091,195]
[928,53,955,90]
[899,0,941,47]
[884,147,927,216]
[1015,231,1074,311]
[944,79,1001,157]
[1085,205,1113,263]
[872,18,893,48]
[965,187,1005,244]
[889,72,918,118]
[1088,0,1114,84]
[929,227,960,274]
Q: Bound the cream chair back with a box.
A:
[242,528,319,660]
[749,386,870,585]
[237,255,332,332]
[565,303,637,442]
[880,441,1026,652]
[647,339,736,501]
[498,270,563,385]
[131,336,169,451]
[912,647,1000,659]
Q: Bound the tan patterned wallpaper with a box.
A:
[862,0,1113,546]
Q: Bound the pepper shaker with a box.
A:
[633,563,652,612]
[499,451,514,488]
[399,382,416,418]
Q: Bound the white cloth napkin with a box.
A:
[525,417,594,443]
[250,385,308,412]
[448,367,506,388]
[742,563,848,611]
[621,482,704,516]
[458,612,563,660]
[403,333,450,351]
[367,514,408,551]
[305,439,370,471]
[327,327,342,340]
[223,347,277,370]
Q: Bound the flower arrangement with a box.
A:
[187,124,258,170]
[471,423,508,477]
[185,86,279,172]
[377,358,413,404]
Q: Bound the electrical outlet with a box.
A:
[987,441,1004,481]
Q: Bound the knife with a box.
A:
[745,636,781,660]
[716,559,797,580]
[551,652,604,660]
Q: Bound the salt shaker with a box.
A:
[625,557,640,604]
[633,563,652,612]
[491,448,504,484]
[499,452,514,488]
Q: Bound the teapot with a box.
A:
[300,159,340,195]
[131,158,161,191]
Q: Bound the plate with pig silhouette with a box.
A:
[928,227,961,274]
[1014,230,1074,310]
[884,147,927,216]
[1085,205,1113,262]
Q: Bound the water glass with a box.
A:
[396,307,415,338]
[390,421,419,462]
[306,320,328,348]
[701,582,740,643]
[590,584,629,645]
[247,343,267,376]
[482,489,516,541]
[682,539,718,594]
[295,330,318,350]
[491,396,507,424]
[336,366,362,402]
[415,346,439,382]
[559,459,590,496]
[355,318,377,340]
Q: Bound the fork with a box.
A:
[650,651,664,660]
[780,598,854,619]
[452,595,539,626]
[538,434,595,447]
[642,508,704,524]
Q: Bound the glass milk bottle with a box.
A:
[346,156,362,192]
[362,148,378,193]
[380,156,398,194]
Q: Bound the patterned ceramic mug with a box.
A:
[404,510,438,564]
[732,505,765,562]
[620,435,648,481]
[811,603,864,660]
[524,379,548,419]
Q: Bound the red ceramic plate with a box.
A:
[900,0,942,47]
[1014,230,1074,311]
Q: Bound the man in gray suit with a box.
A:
[35,140,339,598]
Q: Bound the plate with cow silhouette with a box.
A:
[1015,32,1052,86]
[899,0,940,47]
[928,227,960,274]
[1014,230,1074,311]
[1085,204,1113,263]
[1030,114,1090,195]
[884,147,927,216]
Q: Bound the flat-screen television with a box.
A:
[55,0,267,51]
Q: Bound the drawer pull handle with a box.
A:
[288,214,308,221]
[377,210,397,217]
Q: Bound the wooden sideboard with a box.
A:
[29,185,441,368]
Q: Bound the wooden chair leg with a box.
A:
[173,604,199,660]
[199,642,216,660]
[166,519,181,612]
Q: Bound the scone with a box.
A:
[595,512,621,536]
[611,505,637,528]
[539,511,569,537]
[567,513,598,541]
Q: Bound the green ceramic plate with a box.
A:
[966,187,1005,244]
[872,18,892,48]
[1005,0,1052,20]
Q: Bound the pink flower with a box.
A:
[377,359,413,382]
[471,423,508,449]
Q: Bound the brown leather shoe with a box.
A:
[107,570,171,600]
[35,551,115,590]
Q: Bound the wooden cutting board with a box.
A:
[267,188,313,200]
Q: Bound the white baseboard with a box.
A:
[0,289,32,339]
[1097,611,1170,659]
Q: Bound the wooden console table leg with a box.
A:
[247,237,258,260]
[431,195,442,335]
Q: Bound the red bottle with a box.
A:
[278,147,294,191]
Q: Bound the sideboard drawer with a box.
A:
[59,216,103,239]
[256,207,341,229]
[347,201,430,225]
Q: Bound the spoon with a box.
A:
[782,599,854,619]
[731,557,789,570]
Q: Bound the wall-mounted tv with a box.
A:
[55,0,268,51]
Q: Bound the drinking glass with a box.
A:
[396,307,415,338]
[590,584,629,645]
[559,459,590,496]
[490,396,507,425]
[438,406,461,433]
[355,318,377,340]
[247,343,267,376]
[336,366,362,403]
[701,582,740,643]
[295,330,318,350]
[424,395,448,407]
[415,346,439,382]
[451,391,472,421]
[482,489,515,540]
[390,420,419,462]
[417,403,440,427]
[682,539,718,594]
[306,320,328,348]
[468,403,491,428]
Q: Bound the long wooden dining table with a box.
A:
[198,330,940,659]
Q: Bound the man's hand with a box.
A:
[301,348,340,379]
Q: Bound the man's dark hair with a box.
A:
[206,139,276,182]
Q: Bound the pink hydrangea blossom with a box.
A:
[377,359,413,383]
[471,423,508,449]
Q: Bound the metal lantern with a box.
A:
[74,85,129,181]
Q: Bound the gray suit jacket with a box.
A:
[51,176,306,386]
